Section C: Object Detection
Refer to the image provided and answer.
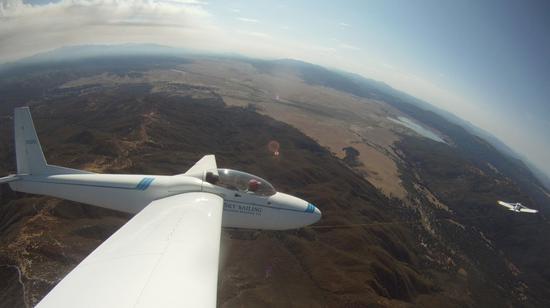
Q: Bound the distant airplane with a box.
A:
[0,107,321,308]
[497,200,538,214]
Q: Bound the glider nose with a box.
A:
[269,192,322,228]
[305,202,322,225]
[315,206,322,219]
[313,204,322,220]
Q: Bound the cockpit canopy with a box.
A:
[204,168,276,196]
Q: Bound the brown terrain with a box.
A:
[61,59,415,199]
[0,53,549,307]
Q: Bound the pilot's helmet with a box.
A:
[248,179,261,192]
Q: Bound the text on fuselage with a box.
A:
[223,202,263,216]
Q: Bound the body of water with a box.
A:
[389,116,446,143]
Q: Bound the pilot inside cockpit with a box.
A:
[247,179,261,193]
[204,169,276,196]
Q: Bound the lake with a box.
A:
[388,116,446,143]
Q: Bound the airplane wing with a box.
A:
[36,192,223,308]
[497,200,514,210]
[0,175,18,184]
[519,208,538,214]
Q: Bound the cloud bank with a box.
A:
[0,0,349,65]
[0,0,373,74]
[0,0,216,62]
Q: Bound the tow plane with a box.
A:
[0,107,322,307]
[497,200,538,214]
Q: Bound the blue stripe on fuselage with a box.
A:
[24,177,156,191]
[305,203,316,213]
[135,177,155,190]
[135,178,147,190]
[140,177,154,190]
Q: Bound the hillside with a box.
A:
[396,136,550,306]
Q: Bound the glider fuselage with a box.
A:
[10,173,320,230]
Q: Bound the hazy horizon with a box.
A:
[1,0,548,178]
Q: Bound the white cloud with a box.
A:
[0,0,214,62]
[166,0,206,4]
[236,30,270,39]
[338,43,360,51]
[236,17,258,23]
[0,0,342,66]
[381,62,394,69]
[338,22,351,28]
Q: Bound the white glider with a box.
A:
[497,200,538,214]
[0,107,322,308]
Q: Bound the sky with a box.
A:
[0,0,549,176]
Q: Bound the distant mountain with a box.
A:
[0,44,188,67]
[240,56,550,193]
